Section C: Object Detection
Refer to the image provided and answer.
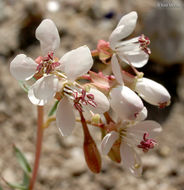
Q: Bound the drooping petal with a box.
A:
[33,75,59,102]
[135,78,171,107]
[109,11,138,50]
[87,88,110,114]
[10,54,37,81]
[36,19,60,55]
[111,54,124,85]
[101,131,119,155]
[28,86,47,105]
[129,120,162,139]
[110,86,144,120]
[120,142,142,177]
[59,45,93,81]
[117,45,149,68]
[56,97,76,136]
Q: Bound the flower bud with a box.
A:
[135,78,171,108]
[110,86,144,120]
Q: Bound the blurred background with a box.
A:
[0,0,184,189]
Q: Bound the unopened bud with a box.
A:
[135,77,171,107]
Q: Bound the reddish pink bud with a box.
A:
[97,40,113,64]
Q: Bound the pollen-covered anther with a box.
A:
[137,132,156,152]
[138,34,151,55]
[36,52,60,74]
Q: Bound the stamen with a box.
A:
[63,85,97,113]
[137,132,156,152]
[138,34,151,55]
[36,52,60,74]
[73,89,97,112]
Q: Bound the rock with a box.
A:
[143,0,184,65]
[157,145,171,157]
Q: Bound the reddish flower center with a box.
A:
[138,34,151,55]
[36,52,60,74]
[137,132,156,152]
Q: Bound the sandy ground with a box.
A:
[0,0,184,190]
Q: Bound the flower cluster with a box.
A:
[10,11,170,177]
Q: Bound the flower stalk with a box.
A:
[29,106,44,190]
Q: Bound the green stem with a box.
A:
[29,106,44,190]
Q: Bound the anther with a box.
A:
[138,34,151,55]
[137,132,156,152]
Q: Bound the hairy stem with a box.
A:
[29,106,44,190]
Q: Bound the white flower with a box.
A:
[101,120,162,176]
[109,12,151,85]
[54,45,110,136]
[10,19,100,109]
[10,19,61,105]
[56,86,110,136]
[135,77,171,107]
[10,18,110,135]
[110,85,144,120]
[110,11,150,68]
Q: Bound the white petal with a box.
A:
[56,97,75,136]
[28,86,47,105]
[87,88,110,114]
[135,107,147,121]
[10,54,37,81]
[120,142,142,177]
[109,11,138,50]
[59,45,93,81]
[101,131,119,155]
[36,19,60,55]
[117,46,149,68]
[110,86,144,120]
[33,75,58,101]
[111,54,124,85]
[117,11,138,28]
[130,120,162,139]
[135,78,171,106]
